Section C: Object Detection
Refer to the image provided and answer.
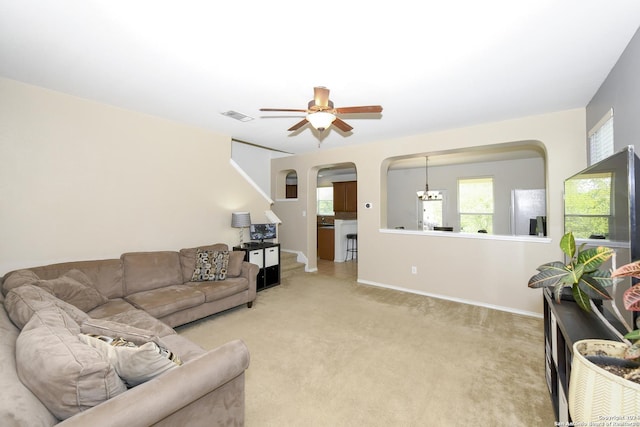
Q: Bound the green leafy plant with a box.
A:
[528,232,614,312]
[530,234,640,375]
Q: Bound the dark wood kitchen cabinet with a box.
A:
[285,184,297,198]
[333,181,357,213]
[317,227,335,260]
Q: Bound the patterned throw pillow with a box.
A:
[191,250,229,282]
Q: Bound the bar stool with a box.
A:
[345,233,357,261]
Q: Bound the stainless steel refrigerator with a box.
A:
[510,189,546,236]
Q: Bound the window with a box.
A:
[317,187,334,215]
[419,191,446,230]
[286,171,298,199]
[589,109,614,165]
[458,177,494,233]
[564,172,612,239]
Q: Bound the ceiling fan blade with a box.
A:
[260,108,308,112]
[332,117,353,132]
[288,119,308,131]
[335,105,383,114]
[313,87,330,108]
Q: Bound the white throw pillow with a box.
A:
[78,334,181,387]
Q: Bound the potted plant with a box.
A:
[527,231,614,312]
[566,260,640,422]
[529,232,640,421]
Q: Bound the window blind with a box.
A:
[588,109,614,165]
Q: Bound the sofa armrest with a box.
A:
[241,261,259,303]
[57,339,250,427]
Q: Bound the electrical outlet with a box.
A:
[411,266,417,274]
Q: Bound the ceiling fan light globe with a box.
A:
[306,111,336,131]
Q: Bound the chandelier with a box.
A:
[416,156,443,200]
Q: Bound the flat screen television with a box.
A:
[249,223,276,243]
[564,145,640,326]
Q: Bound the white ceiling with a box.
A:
[1,1,639,155]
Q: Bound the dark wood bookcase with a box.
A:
[543,288,624,422]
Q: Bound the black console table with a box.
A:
[233,242,280,291]
[543,288,624,423]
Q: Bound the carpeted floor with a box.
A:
[176,260,555,426]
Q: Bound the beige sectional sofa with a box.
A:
[0,243,259,427]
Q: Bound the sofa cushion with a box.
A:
[4,284,89,329]
[98,309,177,338]
[86,297,138,319]
[125,285,206,319]
[179,243,229,282]
[0,297,58,427]
[121,251,183,295]
[78,334,181,387]
[16,307,127,420]
[36,269,108,312]
[192,250,229,281]
[227,250,245,277]
[2,269,39,295]
[26,259,125,299]
[81,318,161,345]
[158,334,206,363]
[187,277,249,303]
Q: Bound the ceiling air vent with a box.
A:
[221,110,254,122]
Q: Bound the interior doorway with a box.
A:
[315,163,357,263]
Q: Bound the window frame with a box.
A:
[564,171,613,239]
[457,176,495,233]
[317,186,334,216]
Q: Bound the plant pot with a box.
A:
[569,339,640,422]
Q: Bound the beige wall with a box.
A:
[0,78,271,273]
[271,109,587,316]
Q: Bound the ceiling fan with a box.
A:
[260,86,383,132]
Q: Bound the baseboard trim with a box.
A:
[357,278,542,319]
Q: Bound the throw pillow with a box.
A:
[36,269,108,312]
[227,250,245,277]
[16,307,127,420]
[178,244,228,282]
[78,334,182,387]
[2,269,39,294]
[5,284,90,329]
[191,250,229,282]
